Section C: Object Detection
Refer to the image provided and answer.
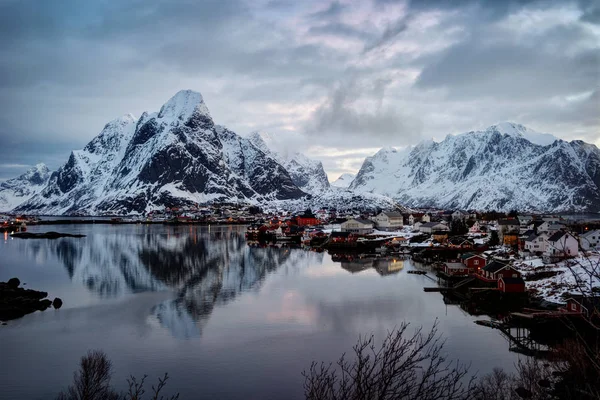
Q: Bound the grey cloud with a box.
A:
[306,80,423,146]
[308,22,372,40]
[577,0,600,24]
[404,0,562,20]
[522,89,600,138]
[415,28,599,100]
[363,17,409,53]
[308,1,347,20]
[581,6,600,24]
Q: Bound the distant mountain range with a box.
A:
[2,92,599,214]
[350,122,600,212]
[0,164,50,211]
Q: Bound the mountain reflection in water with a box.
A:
[19,225,323,338]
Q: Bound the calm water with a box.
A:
[0,224,520,400]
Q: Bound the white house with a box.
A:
[544,231,578,258]
[538,221,565,234]
[497,219,520,242]
[372,211,404,231]
[527,220,545,232]
[408,214,415,226]
[542,216,561,223]
[421,214,431,223]
[419,222,449,234]
[469,221,482,233]
[341,218,374,234]
[452,210,469,221]
[580,230,600,251]
[315,209,330,221]
[524,232,548,253]
[518,215,534,226]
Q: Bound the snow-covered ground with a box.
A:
[514,253,600,303]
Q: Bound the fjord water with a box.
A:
[1,225,518,399]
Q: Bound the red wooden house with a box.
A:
[294,209,320,227]
[448,237,474,249]
[479,261,521,281]
[498,277,526,293]
[443,262,470,277]
[295,215,320,226]
[460,254,486,273]
[563,296,600,318]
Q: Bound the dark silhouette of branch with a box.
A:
[303,320,476,400]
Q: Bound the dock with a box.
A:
[424,287,452,292]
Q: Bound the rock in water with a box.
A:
[7,278,20,289]
[0,279,56,321]
[52,298,63,309]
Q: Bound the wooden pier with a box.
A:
[474,319,553,358]
[424,287,453,292]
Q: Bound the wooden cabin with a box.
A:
[563,296,600,318]
[443,262,470,277]
[480,261,521,281]
[498,277,526,293]
[330,231,353,243]
[461,254,486,273]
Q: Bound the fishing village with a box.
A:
[243,208,600,359]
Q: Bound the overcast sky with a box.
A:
[0,0,598,181]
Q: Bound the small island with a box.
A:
[0,278,62,322]
[10,231,86,239]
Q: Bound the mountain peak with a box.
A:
[247,130,277,151]
[331,173,355,188]
[491,121,526,136]
[20,163,50,185]
[158,90,211,122]
[33,163,49,173]
[487,122,558,146]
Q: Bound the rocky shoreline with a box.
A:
[0,278,62,322]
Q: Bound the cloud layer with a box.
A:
[0,0,598,181]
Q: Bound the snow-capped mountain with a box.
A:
[331,173,355,188]
[0,163,51,212]
[247,131,330,195]
[13,90,307,215]
[350,122,600,212]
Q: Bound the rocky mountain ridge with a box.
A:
[350,122,600,212]
[10,90,307,215]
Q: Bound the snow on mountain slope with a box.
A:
[0,163,51,212]
[247,131,330,195]
[492,122,559,146]
[350,123,600,212]
[13,90,306,215]
[331,173,356,188]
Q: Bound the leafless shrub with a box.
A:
[303,320,476,400]
[125,373,179,400]
[56,350,179,400]
[56,350,120,400]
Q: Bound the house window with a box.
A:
[512,273,517,277]
[474,260,479,265]
[571,303,576,311]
